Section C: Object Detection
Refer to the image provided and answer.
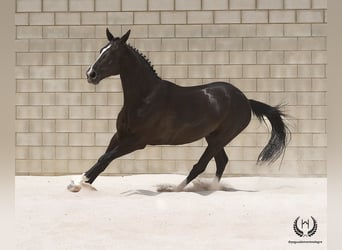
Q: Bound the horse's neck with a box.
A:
[119,48,160,108]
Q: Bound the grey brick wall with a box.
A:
[15,0,327,176]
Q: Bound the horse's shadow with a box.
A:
[121,182,257,197]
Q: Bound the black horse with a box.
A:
[68,29,289,192]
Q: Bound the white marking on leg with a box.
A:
[67,173,96,192]
[174,179,188,192]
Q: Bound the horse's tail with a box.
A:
[249,99,290,164]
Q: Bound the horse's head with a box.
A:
[86,29,130,85]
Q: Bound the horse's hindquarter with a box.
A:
[151,82,249,145]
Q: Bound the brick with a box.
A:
[43,0,68,11]
[56,39,82,52]
[17,133,42,146]
[149,52,175,65]
[243,38,270,50]
[82,13,107,25]
[176,52,201,64]
[134,39,161,51]
[243,65,270,78]
[312,24,327,36]
[284,51,311,64]
[230,0,255,9]
[257,0,283,9]
[69,52,94,65]
[43,53,68,65]
[203,25,229,37]
[271,65,297,78]
[43,133,68,146]
[15,40,29,52]
[161,12,187,24]
[134,12,160,25]
[149,25,175,38]
[56,66,81,79]
[298,37,326,50]
[42,106,68,119]
[16,93,29,105]
[161,66,187,78]
[96,106,121,119]
[15,14,28,25]
[16,160,42,174]
[271,38,297,50]
[69,26,95,39]
[188,65,215,78]
[257,79,284,92]
[188,11,213,24]
[257,24,283,37]
[96,0,120,11]
[298,65,325,78]
[43,79,68,92]
[17,79,42,92]
[230,51,256,64]
[17,106,42,119]
[122,25,148,38]
[297,92,326,105]
[312,51,327,64]
[17,0,41,12]
[269,10,295,23]
[43,26,68,39]
[242,10,268,23]
[284,79,311,91]
[17,26,42,39]
[189,38,215,51]
[216,65,242,78]
[216,38,242,50]
[149,0,174,10]
[203,52,229,64]
[56,120,81,133]
[29,93,55,105]
[162,38,188,51]
[257,51,284,64]
[297,120,325,133]
[16,120,30,133]
[176,25,201,37]
[82,120,109,132]
[17,53,42,66]
[56,147,82,159]
[312,0,327,9]
[175,0,201,10]
[55,93,81,105]
[122,0,147,11]
[29,13,54,25]
[15,66,29,79]
[312,106,327,119]
[29,120,55,133]
[313,134,327,147]
[30,66,55,79]
[82,147,106,160]
[29,39,55,52]
[230,24,256,37]
[297,10,324,23]
[82,93,107,105]
[69,0,94,11]
[284,0,311,9]
[214,11,240,23]
[312,79,327,91]
[203,0,228,10]
[284,24,311,37]
[55,13,81,25]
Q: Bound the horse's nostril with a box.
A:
[89,71,97,79]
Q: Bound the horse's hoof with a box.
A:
[67,180,82,192]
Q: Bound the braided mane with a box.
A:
[126,44,160,79]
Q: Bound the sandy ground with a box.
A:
[16,175,326,250]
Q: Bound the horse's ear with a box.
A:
[120,30,131,44]
[106,28,114,41]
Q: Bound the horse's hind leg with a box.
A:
[214,149,228,182]
[175,145,222,191]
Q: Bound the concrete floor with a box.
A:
[16,175,326,250]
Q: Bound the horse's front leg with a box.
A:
[67,135,145,192]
